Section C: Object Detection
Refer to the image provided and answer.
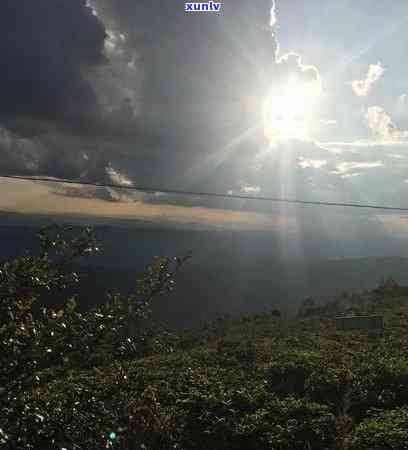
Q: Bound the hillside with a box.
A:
[1,222,408,448]
[2,220,408,327]
[4,268,408,449]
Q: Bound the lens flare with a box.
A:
[109,431,117,441]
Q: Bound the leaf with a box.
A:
[66,298,77,315]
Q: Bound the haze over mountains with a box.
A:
[2,211,408,327]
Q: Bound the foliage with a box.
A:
[266,350,323,395]
[179,390,336,450]
[2,227,408,449]
[347,408,408,450]
[0,225,189,449]
[350,356,408,418]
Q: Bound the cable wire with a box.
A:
[1,174,408,212]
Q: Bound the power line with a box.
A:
[1,173,408,212]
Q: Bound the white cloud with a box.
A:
[270,0,277,27]
[298,158,328,169]
[342,172,362,178]
[105,165,133,186]
[276,52,322,96]
[320,119,337,126]
[331,161,383,175]
[105,29,126,56]
[319,140,408,149]
[366,106,408,141]
[240,185,261,194]
[269,9,322,104]
[85,0,98,16]
[105,187,139,203]
[352,62,385,97]
[316,142,354,154]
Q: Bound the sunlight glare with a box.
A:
[262,76,321,142]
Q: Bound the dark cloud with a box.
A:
[0,0,281,186]
[0,0,323,209]
[0,0,106,122]
[0,0,111,178]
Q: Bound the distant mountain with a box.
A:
[2,212,408,327]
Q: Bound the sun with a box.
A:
[262,76,321,142]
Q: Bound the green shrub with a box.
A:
[265,351,323,395]
[179,388,335,450]
[0,225,189,449]
[347,407,408,450]
[306,365,354,411]
[350,356,408,418]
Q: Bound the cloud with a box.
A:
[0,127,47,174]
[270,0,277,27]
[240,185,261,194]
[0,1,279,188]
[3,0,385,223]
[0,0,106,122]
[352,62,385,97]
[53,182,145,205]
[319,140,408,149]
[342,172,362,178]
[0,0,159,184]
[298,158,328,169]
[272,2,322,92]
[105,165,133,186]
[266,5,323,145]
[366,106,408,141]
[0,179,292,232]
[276,52,322,95]
[104,29,127,56]
[0,0,115,182]
[86,0,99,16]
[331,161,383,176]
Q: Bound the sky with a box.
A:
[1,0,408,253]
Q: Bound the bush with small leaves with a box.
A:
[179,387,336,450]
[0,225,189,449]
[265,350,323,395]
[349,355,408,420]
[306,365,355,412]
[346,407,408,450]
